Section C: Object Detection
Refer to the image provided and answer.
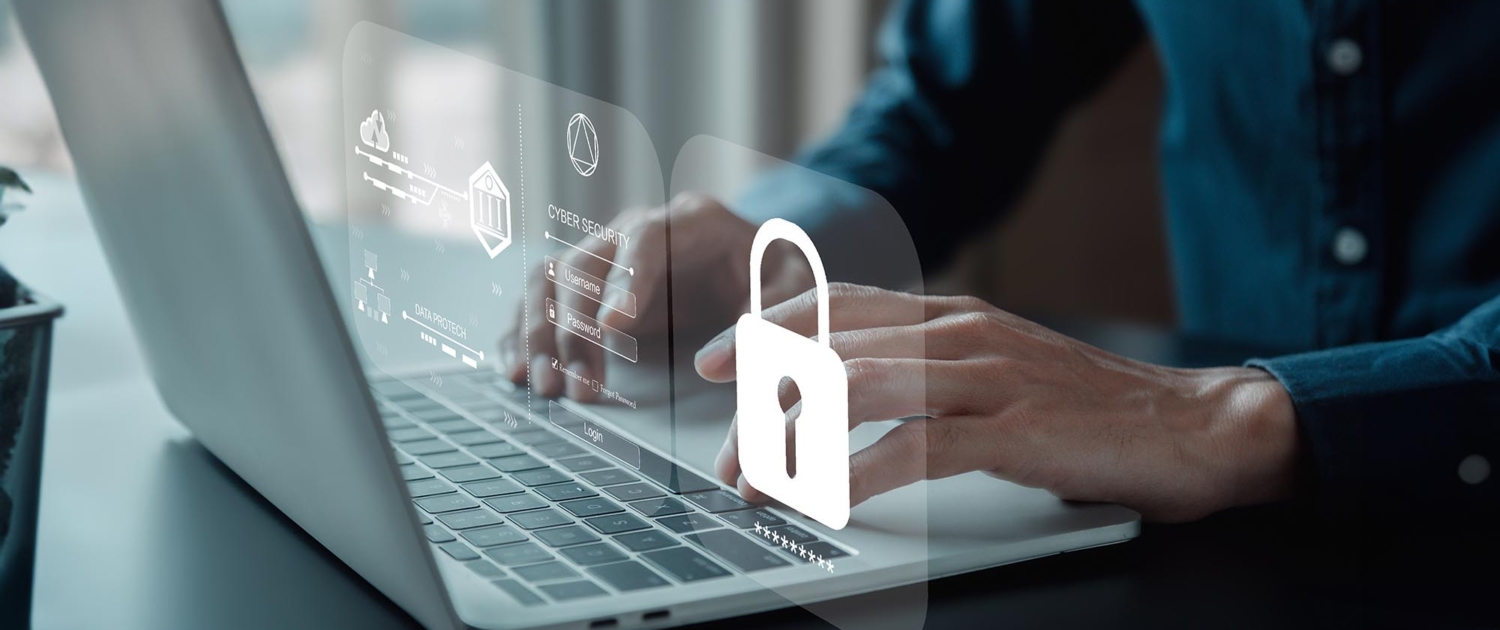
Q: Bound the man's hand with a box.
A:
[499,193,812,401]
[697,284,1302,523]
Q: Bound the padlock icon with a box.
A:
[736,218,849,530]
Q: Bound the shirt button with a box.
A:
[1327,39,1363,76]
[1332,227,1368,266]
[1459,454,1490,485]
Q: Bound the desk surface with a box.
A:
[13,172,1494,629]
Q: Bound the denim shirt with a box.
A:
[738,0,1500,514]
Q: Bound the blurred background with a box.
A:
[0,0,1173,327]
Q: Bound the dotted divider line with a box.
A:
[519,103,531,417]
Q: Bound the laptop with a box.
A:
[15,2,1140,629]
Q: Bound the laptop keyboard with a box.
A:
[369,370,853,607]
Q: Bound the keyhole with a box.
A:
[778,376,799,479]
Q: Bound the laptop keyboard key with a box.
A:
[559,497,623,518]
[682,490,753,513]
[439,465,500,483]
[469,441,525,459]
[535,482,597,502]
[490,455,547,472]
[491,579,544,606]
[400,464,433,481]
[656,513,721,534]
[430,418,480,434]
[758,524,818,546]
[584,513,650,535]
[465,560,506,579]
[451,430,504,446]
[423,524,455,543]
[663,467,723,494]
[461,525,529,548]
[641,547,731,583]
[419,452,479,469]
[533,441,586,459]
[416,494,479,514]
[406,478,453,498]
[436,509,504,530]
[719,508,785,529]
[579,469,639,487]
[411,408,462,422]
[488,412,541,433]
[685,529,790,572]
[538,581,607,601]
[509,430,562,446]
[614,529,679,552]
[485,542,554,567]
[398,397,447,412]
[604,482,666,502]
[533,525,600,548]
[558,542,628,566]
[512,561,580,583]
[439,542,480,561]
[462,478,524,498]
[588,561,670,591]
[401,439,456,456]
[802,541,850,560]
[555,455,612,473]
[513,468,571,487]
[484,493,548,513]
[388,426,435,442]
[509,508,573,530]
[628,497,692,518]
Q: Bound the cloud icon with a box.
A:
[360,109,390,152]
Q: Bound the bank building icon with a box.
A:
[469,161,512,259]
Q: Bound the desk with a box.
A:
[14,173,1493,629]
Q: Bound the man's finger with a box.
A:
[715,414,741,486]
[598,213,665,331]
[719,403,803,505]
[848,416,999,507]
[697,286,960,383]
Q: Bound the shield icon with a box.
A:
[469,161,512,259]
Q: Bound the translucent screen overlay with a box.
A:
[344,23,929,630]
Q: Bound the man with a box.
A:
[502,0,1500,522]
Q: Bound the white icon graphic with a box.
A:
[354,249,390,324]
[468,161,512,258]
[736,218,849,530]
[566,113,599,177]
[359,109,390,152]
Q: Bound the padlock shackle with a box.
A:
[748,218,830,347]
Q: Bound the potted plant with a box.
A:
[0,166,63,628]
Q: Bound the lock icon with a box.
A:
[736,218,849,530]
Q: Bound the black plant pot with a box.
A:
[0,273,62,630]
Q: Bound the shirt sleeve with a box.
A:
[734,0,1144,286]
[1247,294,1500,517]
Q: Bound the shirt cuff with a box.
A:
[1247,336,1496,518]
